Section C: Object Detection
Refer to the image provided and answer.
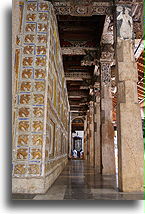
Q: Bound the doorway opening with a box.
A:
[71,118,84,160]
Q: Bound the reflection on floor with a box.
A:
[12,160,143,200]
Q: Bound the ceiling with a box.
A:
[57,15,105,116]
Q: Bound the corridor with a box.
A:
[12,160,143,200]
[12,0,144,195]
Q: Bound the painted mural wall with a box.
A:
[12,0,69,193]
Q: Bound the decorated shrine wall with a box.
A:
[12,0,69,187]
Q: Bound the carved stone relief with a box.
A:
[101,63,111,85]
[101,15,114,45]
[116,6,133,40]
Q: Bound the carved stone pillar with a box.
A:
[86,110,90,161]
[89,101,95,166]
[115,3,144,192]
[68,112,72,158]
[94,82,101,172]
[84,115,87,160]
[100,48,115,175]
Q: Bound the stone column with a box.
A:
[115,3,144,192]
[86,110,90,161]
[100,49,115,175]
[94,82,101,173]
[89,101,95,167]
[68,112,72,158]
[84,115,87,160]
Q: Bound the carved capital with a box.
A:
[100,44,114,61]
[101,51,114,61]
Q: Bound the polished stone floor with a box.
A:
[12,160,143,200]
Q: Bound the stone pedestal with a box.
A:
[100,61,115,175]
[115,4,144,192]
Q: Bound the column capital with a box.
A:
[100,44,114,63]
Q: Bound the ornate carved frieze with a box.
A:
[55,6,112,16]
[61,40,97,48]
[54,6,71,15]
[53,1,113,16]
[65,72,91,80]
[115,0,143,4]
[61,47,98,56]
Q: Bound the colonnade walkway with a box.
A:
[12,160,143,200]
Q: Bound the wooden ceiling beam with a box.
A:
[60,32,98,41]
[64,65,94,70]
